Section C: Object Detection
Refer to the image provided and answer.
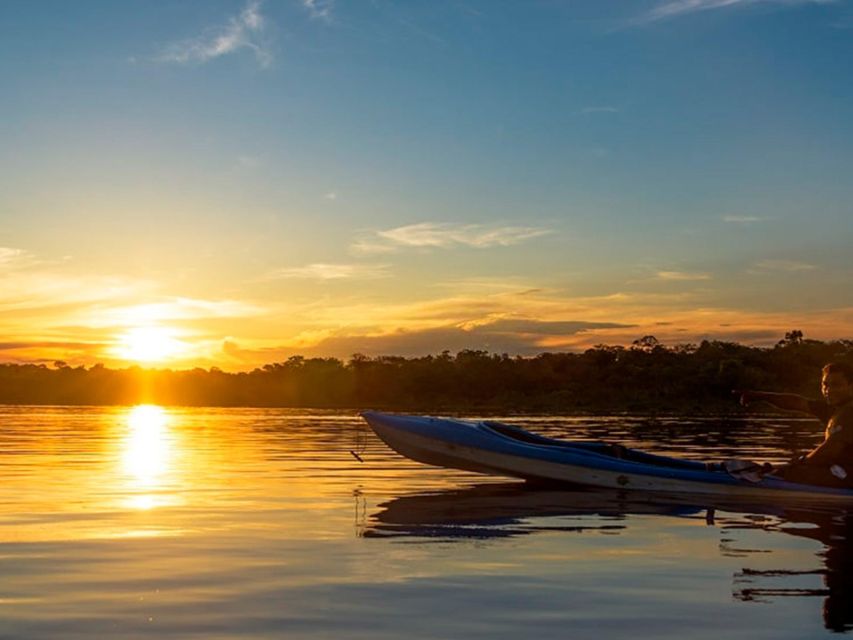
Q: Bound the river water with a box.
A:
[1,405,851,639]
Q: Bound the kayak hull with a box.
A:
[362,411,853,502]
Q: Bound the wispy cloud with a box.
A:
[303,0,334,20]
[95,298,264,328]
[157,0,272,67]
[656,270,712,281]
[723,214,768,223]
[431,276,542,295]
[0,247,35,269]
[352,222,552,255]
[643,0,834,23]
[263,263,390,280]
[0,270,152,314]
[349,238,400,256]
[754,259,818,272]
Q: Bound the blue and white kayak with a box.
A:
[361,411,853,502]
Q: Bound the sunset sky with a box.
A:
[2,0,852,369]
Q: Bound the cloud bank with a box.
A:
[227,318,635,360]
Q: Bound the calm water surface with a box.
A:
[1,406,851,639]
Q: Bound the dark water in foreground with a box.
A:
[1,406,851,639]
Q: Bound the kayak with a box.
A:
[361,411,853,502]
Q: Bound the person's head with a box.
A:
[821,363,853,406]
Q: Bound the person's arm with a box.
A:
[733,390,812,413]
[802,435,847,464]
[804,406,853,465]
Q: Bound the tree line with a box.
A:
[1,331,850,412]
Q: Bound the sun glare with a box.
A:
[123,404,170,484]
[121,404,174,511]
[117,326,184,363]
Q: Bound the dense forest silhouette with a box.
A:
[1,332,851,412]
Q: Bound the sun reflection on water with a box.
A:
[121,404,174,510]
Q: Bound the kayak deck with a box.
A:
[481,419,709,472]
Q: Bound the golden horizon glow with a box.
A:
[2,266,853,371]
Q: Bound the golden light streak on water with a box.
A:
[121,404,175,511]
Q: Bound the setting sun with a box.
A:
[116,327,185,363]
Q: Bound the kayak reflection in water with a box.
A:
[734,362,853,488]
[367,483,853,633]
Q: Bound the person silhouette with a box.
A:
[735,362,853,487]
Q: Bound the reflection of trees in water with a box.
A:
[732,509,853,633]
[365,483,853,632]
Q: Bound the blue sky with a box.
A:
[1,0,852,368]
